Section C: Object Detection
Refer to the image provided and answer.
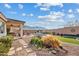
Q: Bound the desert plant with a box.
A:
[30,37,43,48]
[0,35,13,47]
[41,35,62,48]
[0,35,13,55]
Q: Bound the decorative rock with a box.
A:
[15,50,28,56]
[19,39,26,45]
[8,50,15,55]
[23,44,28,48]
[27,52,36,56]
[51,50,57,54]
[16,47,22,51]
[26,48,33,53]
[10,47,15,51]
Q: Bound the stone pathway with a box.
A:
[8,35,36,56]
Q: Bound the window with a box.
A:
[0,21,4,33]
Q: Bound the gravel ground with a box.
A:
[31,43,79,56]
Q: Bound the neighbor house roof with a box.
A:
[52,26,79,35]
[7,18,25,24]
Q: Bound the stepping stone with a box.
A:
[10,47,15,51]
[27,52,36,56]
[8,50,15,56]
[26,48,33,53]
[23,44,28,48]
[16,50,28,56]
[19,39,26,45]
[16,47,22,51]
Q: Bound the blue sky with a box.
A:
[0,3,79,29]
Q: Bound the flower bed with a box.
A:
[30,35,60,49]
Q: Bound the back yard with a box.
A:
[0,34,79,56]
[7,35,79,56]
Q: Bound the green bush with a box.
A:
[0,44,10,53]
[0,35,13,47]
[43,32,51,34]
[30,37,43,48]
[0,35,13,55]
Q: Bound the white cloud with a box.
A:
[38,11,65,22]
[26,11,65,29]
[27,13,33,17]
[53,12,64,17]
[4,4,11,9]
[35,3,63,8]
[25,21,50,28]
[18,4,23,9]
[27,21,50,26]
[49,3,63,7]
[30,13,33,16]
[22,13,26,16]
[35,3,63,11]
[40,7,50,11]
[9,11,17,14]
[76,9,79,13]
[68,9,73,13]
[22,13,33,17]
[68,14,75,18]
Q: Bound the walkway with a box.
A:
[8,34,36,56]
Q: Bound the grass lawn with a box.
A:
[57,36,79,45]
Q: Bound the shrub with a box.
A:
[30,37,43,48]
[41,35,62,48]
[0,43,10,53]
[0,35,13,47]
[0,35,13,55]
[43,32,52,34]
[30,35,61,49]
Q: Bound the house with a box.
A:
[52,26,79,35]
[23,30,42,35]
[35,26,79,37]
[0,12,25,37]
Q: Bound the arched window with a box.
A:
[0,21,4,33]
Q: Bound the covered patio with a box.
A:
[0,12,25,37]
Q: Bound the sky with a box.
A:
[0,3,79,29]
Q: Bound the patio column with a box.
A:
[20,24,23,37]
[4,23,7,36]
